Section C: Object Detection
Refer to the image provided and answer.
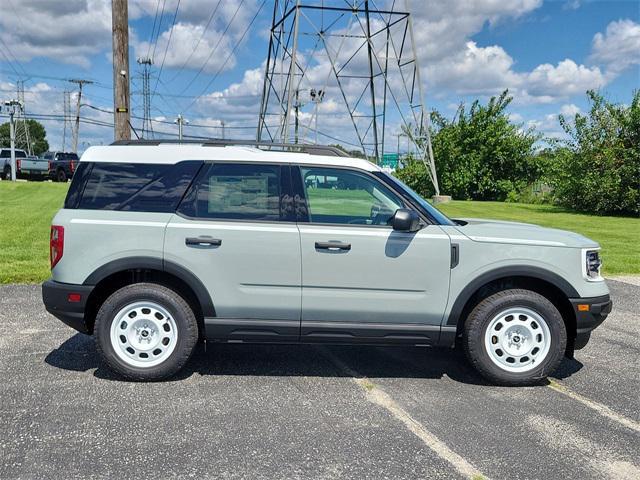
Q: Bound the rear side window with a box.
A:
[65,161,202,211]
[178,163,289,221]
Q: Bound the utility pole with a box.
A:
[310,88,324,144]
[220,120,225,140]
[175,114,188,140]
[3,100,20,181]
[112,0,131,142]
[69,79,93,153]
[62,91,71,151]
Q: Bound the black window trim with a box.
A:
[291,163,436,227]
[175,161,296,225]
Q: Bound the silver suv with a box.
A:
[42,140,611,385]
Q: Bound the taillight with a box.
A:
[50,226,64,269]
[16,159,21,171]
[70,160,75,173]
[48,161,52,171]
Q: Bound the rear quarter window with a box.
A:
[65,161,202,211]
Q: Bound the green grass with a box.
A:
[437,201,640,275]
[0,181,69,283]
[0,182,638,283]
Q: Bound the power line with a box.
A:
[0,37,28,79]
[146,0,163,59]
[182,0,266,112]
[150,0,169,61]
[151,0,182,103]
[165,0,223,83]
[177,0,246,97]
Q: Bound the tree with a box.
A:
[548,90,639,216]
[0,119,50,156]
[395,90,540,200]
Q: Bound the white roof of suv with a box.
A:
[81,144,381,172]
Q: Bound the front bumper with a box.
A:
[569,294,612,350]
[42,280,94,334]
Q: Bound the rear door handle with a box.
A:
[315,241,351,251]
[185,237,222,247]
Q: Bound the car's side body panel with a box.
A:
[298,224,451,327]
[50,209,172,285]
[164,215,302,321]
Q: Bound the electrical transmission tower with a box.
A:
[257,0,440,194]
[14,80,32,155]
[137,57,154,138]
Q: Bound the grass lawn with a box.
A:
[0,182,638,283]
[0,181,69,283]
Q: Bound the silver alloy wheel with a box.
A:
[109,301,178,368]
[484,307,551,373]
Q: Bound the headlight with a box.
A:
[584,249,602,280]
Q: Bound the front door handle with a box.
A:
[315,241,351,251]
[186,237,222,247]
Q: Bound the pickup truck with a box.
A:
[1,148,50,180]
[43,151,79,182]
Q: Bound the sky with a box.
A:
[0,0,638,154]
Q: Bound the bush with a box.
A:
[395,90,541,201]
[548,90,639,216]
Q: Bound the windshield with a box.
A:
[377,172,455,226]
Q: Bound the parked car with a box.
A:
[1,147,27,180]
[41,141,611,384]
[43,151,79,182]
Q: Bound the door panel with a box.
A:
[165,162,301,326]
[164,218,301,320]
[299,224,451,326]
[295,166,451,332]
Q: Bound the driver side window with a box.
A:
[299,167,403,225]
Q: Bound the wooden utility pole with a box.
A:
[112,0,131,141]
[69,79,93,153]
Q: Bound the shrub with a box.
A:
[548,90,639,216]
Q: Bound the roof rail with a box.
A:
[109,139,350,157]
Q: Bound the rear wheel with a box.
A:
[463,289,566,386]
[3,167,11,180]
[56,169,67,182]
[95,283,199,381]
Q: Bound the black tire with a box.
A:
[463,289,566,386]
[94,283,199,381]
[56,169,67,182]
[3,167,11,180]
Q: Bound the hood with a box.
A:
[452,218,599,249]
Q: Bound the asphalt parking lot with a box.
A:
[1,279,639,479]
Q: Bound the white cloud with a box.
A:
[590,19,640,74]
[0,0,112,67]
[131,0,261,74]
[559,103,581,117]
[523,59,607,98]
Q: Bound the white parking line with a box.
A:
[548,379,640,434]
[321,347,489,480]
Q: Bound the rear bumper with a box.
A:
[569,294,612,350]
[42,280,93,334]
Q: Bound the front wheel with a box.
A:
[95,283,199,381]
[463,289,566,386]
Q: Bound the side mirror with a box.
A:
[391,208,421,232]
